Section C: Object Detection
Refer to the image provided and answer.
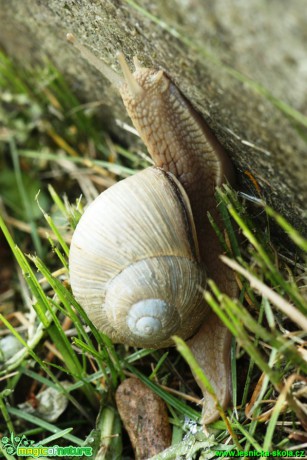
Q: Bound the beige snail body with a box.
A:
[68,36,237,423]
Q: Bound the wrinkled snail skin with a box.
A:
[117,58,237,422]
[68,38,237,424]
[118,60,236,297]
[187,310,233,424]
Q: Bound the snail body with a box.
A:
[68,38,237,423]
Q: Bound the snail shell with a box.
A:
[69,167,208,348]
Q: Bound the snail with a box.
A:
[67,34,237,424]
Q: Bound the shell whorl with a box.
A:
[104,255,206,347]
[69,167,208,348]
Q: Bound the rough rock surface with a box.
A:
[0,0,306,236]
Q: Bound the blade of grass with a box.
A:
[0,315,94,422]
[232,419,263,452]
[226,204,306,311]
[125,364,200,421]
[241,297,265,408]
[0,389,15,434]
[36,203,69,258]
[0,215,100,406]
[173,336,242,450]
[7,407,83,445]
[18,149,136,177]
[96,406,122,460]
[149,352,169,381]
[266,207,307,252]
[221,256,307,330]
[9,138,42,256]
[38,427,75,445]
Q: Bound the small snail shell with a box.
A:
[70,167,207,348]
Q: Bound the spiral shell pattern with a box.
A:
[69,167,207,348]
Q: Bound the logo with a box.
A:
[1,433,93,457]
[1,434,33,455]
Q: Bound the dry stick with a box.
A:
[4,216,72,243]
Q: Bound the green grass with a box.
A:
[0,49,307,460]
